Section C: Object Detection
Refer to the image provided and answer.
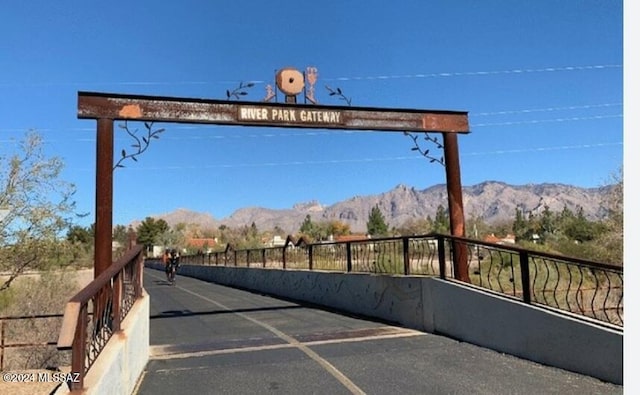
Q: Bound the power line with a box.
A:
[323,64,622,82]
[63,141,620,172]
[0,64,621,88]
[472,114,622,127]
[473,103,622,117]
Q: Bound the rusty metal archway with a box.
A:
[77,91,470,282]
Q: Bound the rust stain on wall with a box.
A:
[119,104,142,118]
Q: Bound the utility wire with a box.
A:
[63,142,621,172]
[472,102,622,117]
[0,64,621,88]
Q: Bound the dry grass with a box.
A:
[0,269,93,373]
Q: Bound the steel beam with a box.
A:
[443,133,470,282]
[78,91,469,133]
[95,118,113,278]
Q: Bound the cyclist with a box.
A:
[167,248,180,285]
[163,248,171,281]
[162,248,171,282]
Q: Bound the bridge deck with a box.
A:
[135,268,621,395]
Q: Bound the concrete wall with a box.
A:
[54,292,150,395]
[147,262,622,385]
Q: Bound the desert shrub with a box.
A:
[0,270,83,370]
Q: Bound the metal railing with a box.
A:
[57,244,144,391]
[0,313,68,371]
[177,234,623,328]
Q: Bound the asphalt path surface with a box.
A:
[134,268,622,395]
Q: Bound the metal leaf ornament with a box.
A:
[226,82,255,100]
[114,121,165,170]
[404,131,445,166]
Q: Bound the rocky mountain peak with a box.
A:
[145,181,610,234]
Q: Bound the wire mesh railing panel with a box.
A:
[121,262,139,318]
[284,246,308,269]
[245,249,264,268]
[351,239,404,274]
[0,315,68,371]
[57,245,145,390]
[407,237,440,276]
[264,248,283,268]
[85,289,114,372]
[529,256,623,326]
[311,243,347,271]
[462,242,521,298]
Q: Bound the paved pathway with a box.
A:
[135,268,622,395]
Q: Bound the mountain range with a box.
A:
[143,181,611,234]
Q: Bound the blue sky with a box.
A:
[0,1,626,228]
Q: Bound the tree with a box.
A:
[432,204,449,234]
[327,220,351,237]
[112,224,129,247]
[512,208,528,241]
[592,167,623,264]
[298,214,327,242]
[136,217,169,250]
[66,225,93,245]
[367,205,388,237]
[396,217,434,236]
[0,132,77,291]
[561,206,606,243]
[299,215,314,235]
[540,205,556,239]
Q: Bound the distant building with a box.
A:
[333,234,370,242]
[483,233,516,245]
[185,238,218,253]
[265,235,286,247]
[150,245,165,258]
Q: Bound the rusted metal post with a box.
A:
[71,304,88,391]
[442,133,470,282]
[519,251,532,304]
[135,253,143,298]
[95,118,114,278]
[112,274,121,333]
[282,247,287,269]
[93,119,114,345]
[127,227,137,249]
[1,320,4,371]
[402,237,410,275]
[437,235,447,279]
